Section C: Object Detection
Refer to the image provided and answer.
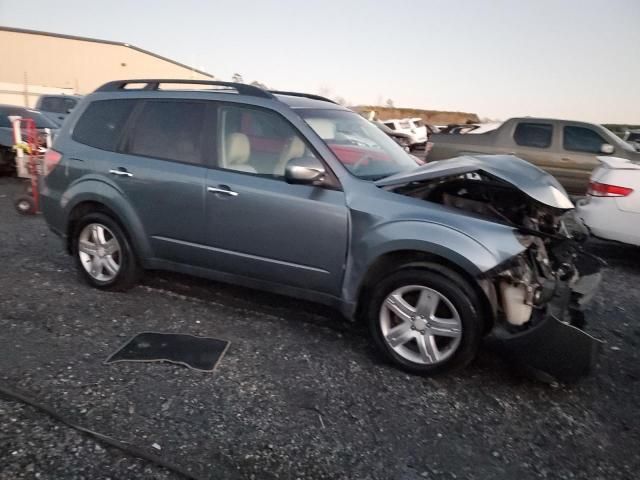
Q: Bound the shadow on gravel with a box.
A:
[142,270,528,387]
[585,239,640,271]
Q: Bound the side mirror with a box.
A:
[285,157,326,185]
[600,143,614,154]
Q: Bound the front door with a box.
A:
[203,103,349,296]
[559,125,608,194]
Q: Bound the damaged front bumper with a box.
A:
[488,252,604,383]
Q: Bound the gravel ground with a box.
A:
[0,176,639,480]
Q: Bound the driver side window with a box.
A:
[217,105,317,178]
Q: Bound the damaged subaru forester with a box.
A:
[41,80,602,382]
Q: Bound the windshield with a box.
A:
[599,125,637,153]
[300,109,420,180]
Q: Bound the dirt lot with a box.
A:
[0,177,639,480]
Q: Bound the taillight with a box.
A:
[588,181,634,197]
[43,149,62,175]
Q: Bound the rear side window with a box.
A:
[40,97,66,113]
[563,126,607,153]
[513,122,553,148]
[40,96,77,113]
[127,101,206,165]
[73,100,136,151]
[384,122,396,130]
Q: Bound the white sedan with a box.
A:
[576,156,640,246]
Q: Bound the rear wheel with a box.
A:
[14,195,36,215]
[367,267,483,375]
[72,212,141,291]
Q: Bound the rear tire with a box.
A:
[367,266,483,375]
[72,212,141,291]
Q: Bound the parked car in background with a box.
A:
[425,123,440,136]
[576,156,640,246]
[41,79,601,380]
[429,117,640,195]
[623,129,640,151]
[36,94,82,126]
[0,104,59,174]
[382,118,427,150]
[409,117,429,139]
[373,120,412,150]
[467,122,502,134]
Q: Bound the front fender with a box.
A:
[342,219,526,307]
[58,178,153,260]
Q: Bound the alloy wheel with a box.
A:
[78,223,121,282]
[379,285,462,365]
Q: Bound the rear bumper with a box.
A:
[576,196,640,246]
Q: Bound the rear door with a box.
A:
[107,99,211,264]
[202,103,349,296]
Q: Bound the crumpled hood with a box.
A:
[376,154,574,209]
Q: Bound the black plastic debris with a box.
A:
[489,315,603,383]
[105,332,230,372]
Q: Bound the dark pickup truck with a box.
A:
[428,117,640,195]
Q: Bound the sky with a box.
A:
[1,0,639,123]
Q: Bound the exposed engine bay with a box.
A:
[391,171,604,381]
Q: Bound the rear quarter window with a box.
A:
[72,100,136,151]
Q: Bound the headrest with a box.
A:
[286,136,306,159]
[226,133,251,165]
[306,118,336,140]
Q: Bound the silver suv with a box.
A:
[41,79,601,380]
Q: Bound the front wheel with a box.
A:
[367,267,483,375]
[72,212,141,291]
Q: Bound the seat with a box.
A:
[225,133,256,173]
[274,136,306,176]
[305,118,336,140]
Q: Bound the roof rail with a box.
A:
[270,90,337,104]
[94,79,274,99]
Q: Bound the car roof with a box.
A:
[40,94,83,99]
[91,80,350,112]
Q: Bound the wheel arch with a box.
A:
[351,249,496,333]
[63,183,152,261]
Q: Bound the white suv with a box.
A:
[382,118,427,150]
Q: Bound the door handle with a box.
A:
[207,186,238,196]
[561,157,572,162]
[109,168,133,177]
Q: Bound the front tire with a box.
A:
[367,267,483,375]
[72,212,141,291]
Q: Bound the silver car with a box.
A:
[41,79,601,380]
